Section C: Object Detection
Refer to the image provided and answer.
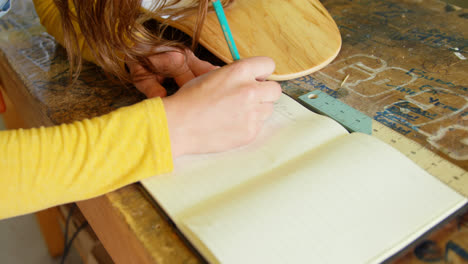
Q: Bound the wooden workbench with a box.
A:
[0,0,467,263]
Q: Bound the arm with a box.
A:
[32,0,97,63]
[0,98,173,219]
[0,57,281,220]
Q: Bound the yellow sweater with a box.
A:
[0,1,174,219]
[32,0,97,63]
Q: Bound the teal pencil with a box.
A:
[211,0,240,61]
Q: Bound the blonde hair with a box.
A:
[53,0,233,84]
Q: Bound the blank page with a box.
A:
[177,133,467,264]
[142,94,348,215]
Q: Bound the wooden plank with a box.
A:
[77,185,200,264]
[156,0,342,80]
[0,1,466,264]
[282,0,468,171]
[35,208,65,258]
[77,194,155,264]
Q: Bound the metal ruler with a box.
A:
[298,90,468,197]
[298,90,373,135]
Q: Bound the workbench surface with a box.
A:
[0,0,467,263]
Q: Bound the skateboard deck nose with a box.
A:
[150,0,342,81]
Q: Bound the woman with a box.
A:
[0,0,281,219]
[35,0,234,98]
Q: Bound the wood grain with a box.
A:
[77,195,156,264]
[77,185,201,264]
[35,208,65,258]
[159,0,342,80]
[2,1,467,264]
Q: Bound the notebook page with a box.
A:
[141,93,348,216]
[177,133,467,264]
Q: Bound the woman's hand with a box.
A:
[162,56,282,158]
[127,48,218,98]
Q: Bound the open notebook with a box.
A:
[142,93,467,264]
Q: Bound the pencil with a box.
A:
[211,0,240,61]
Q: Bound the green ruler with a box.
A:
[298,90,467,197]
[298,90,372,134]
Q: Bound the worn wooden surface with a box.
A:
[35,208,65,258]
[297,0,468,172]
[0,0,467,263]
[162,0,342,80]
[77,186,199,264]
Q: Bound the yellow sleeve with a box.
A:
[0,98,173,219]
[32,0,97,63]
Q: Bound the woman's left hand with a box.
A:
[126,48,218,98]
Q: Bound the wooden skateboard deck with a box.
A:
[150,0,342,80]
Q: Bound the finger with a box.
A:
[146,50,196,87]
[134,77,167,98]
[128,62,166,84]
[228,56,276,81]
[186,50,219,76]
[255,81,282,103]
[148,51,186,76]
[127,61,167,98]
[173,67,196,87]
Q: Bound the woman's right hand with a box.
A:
[162,56,282,158]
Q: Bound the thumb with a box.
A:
[227,57,276,81]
